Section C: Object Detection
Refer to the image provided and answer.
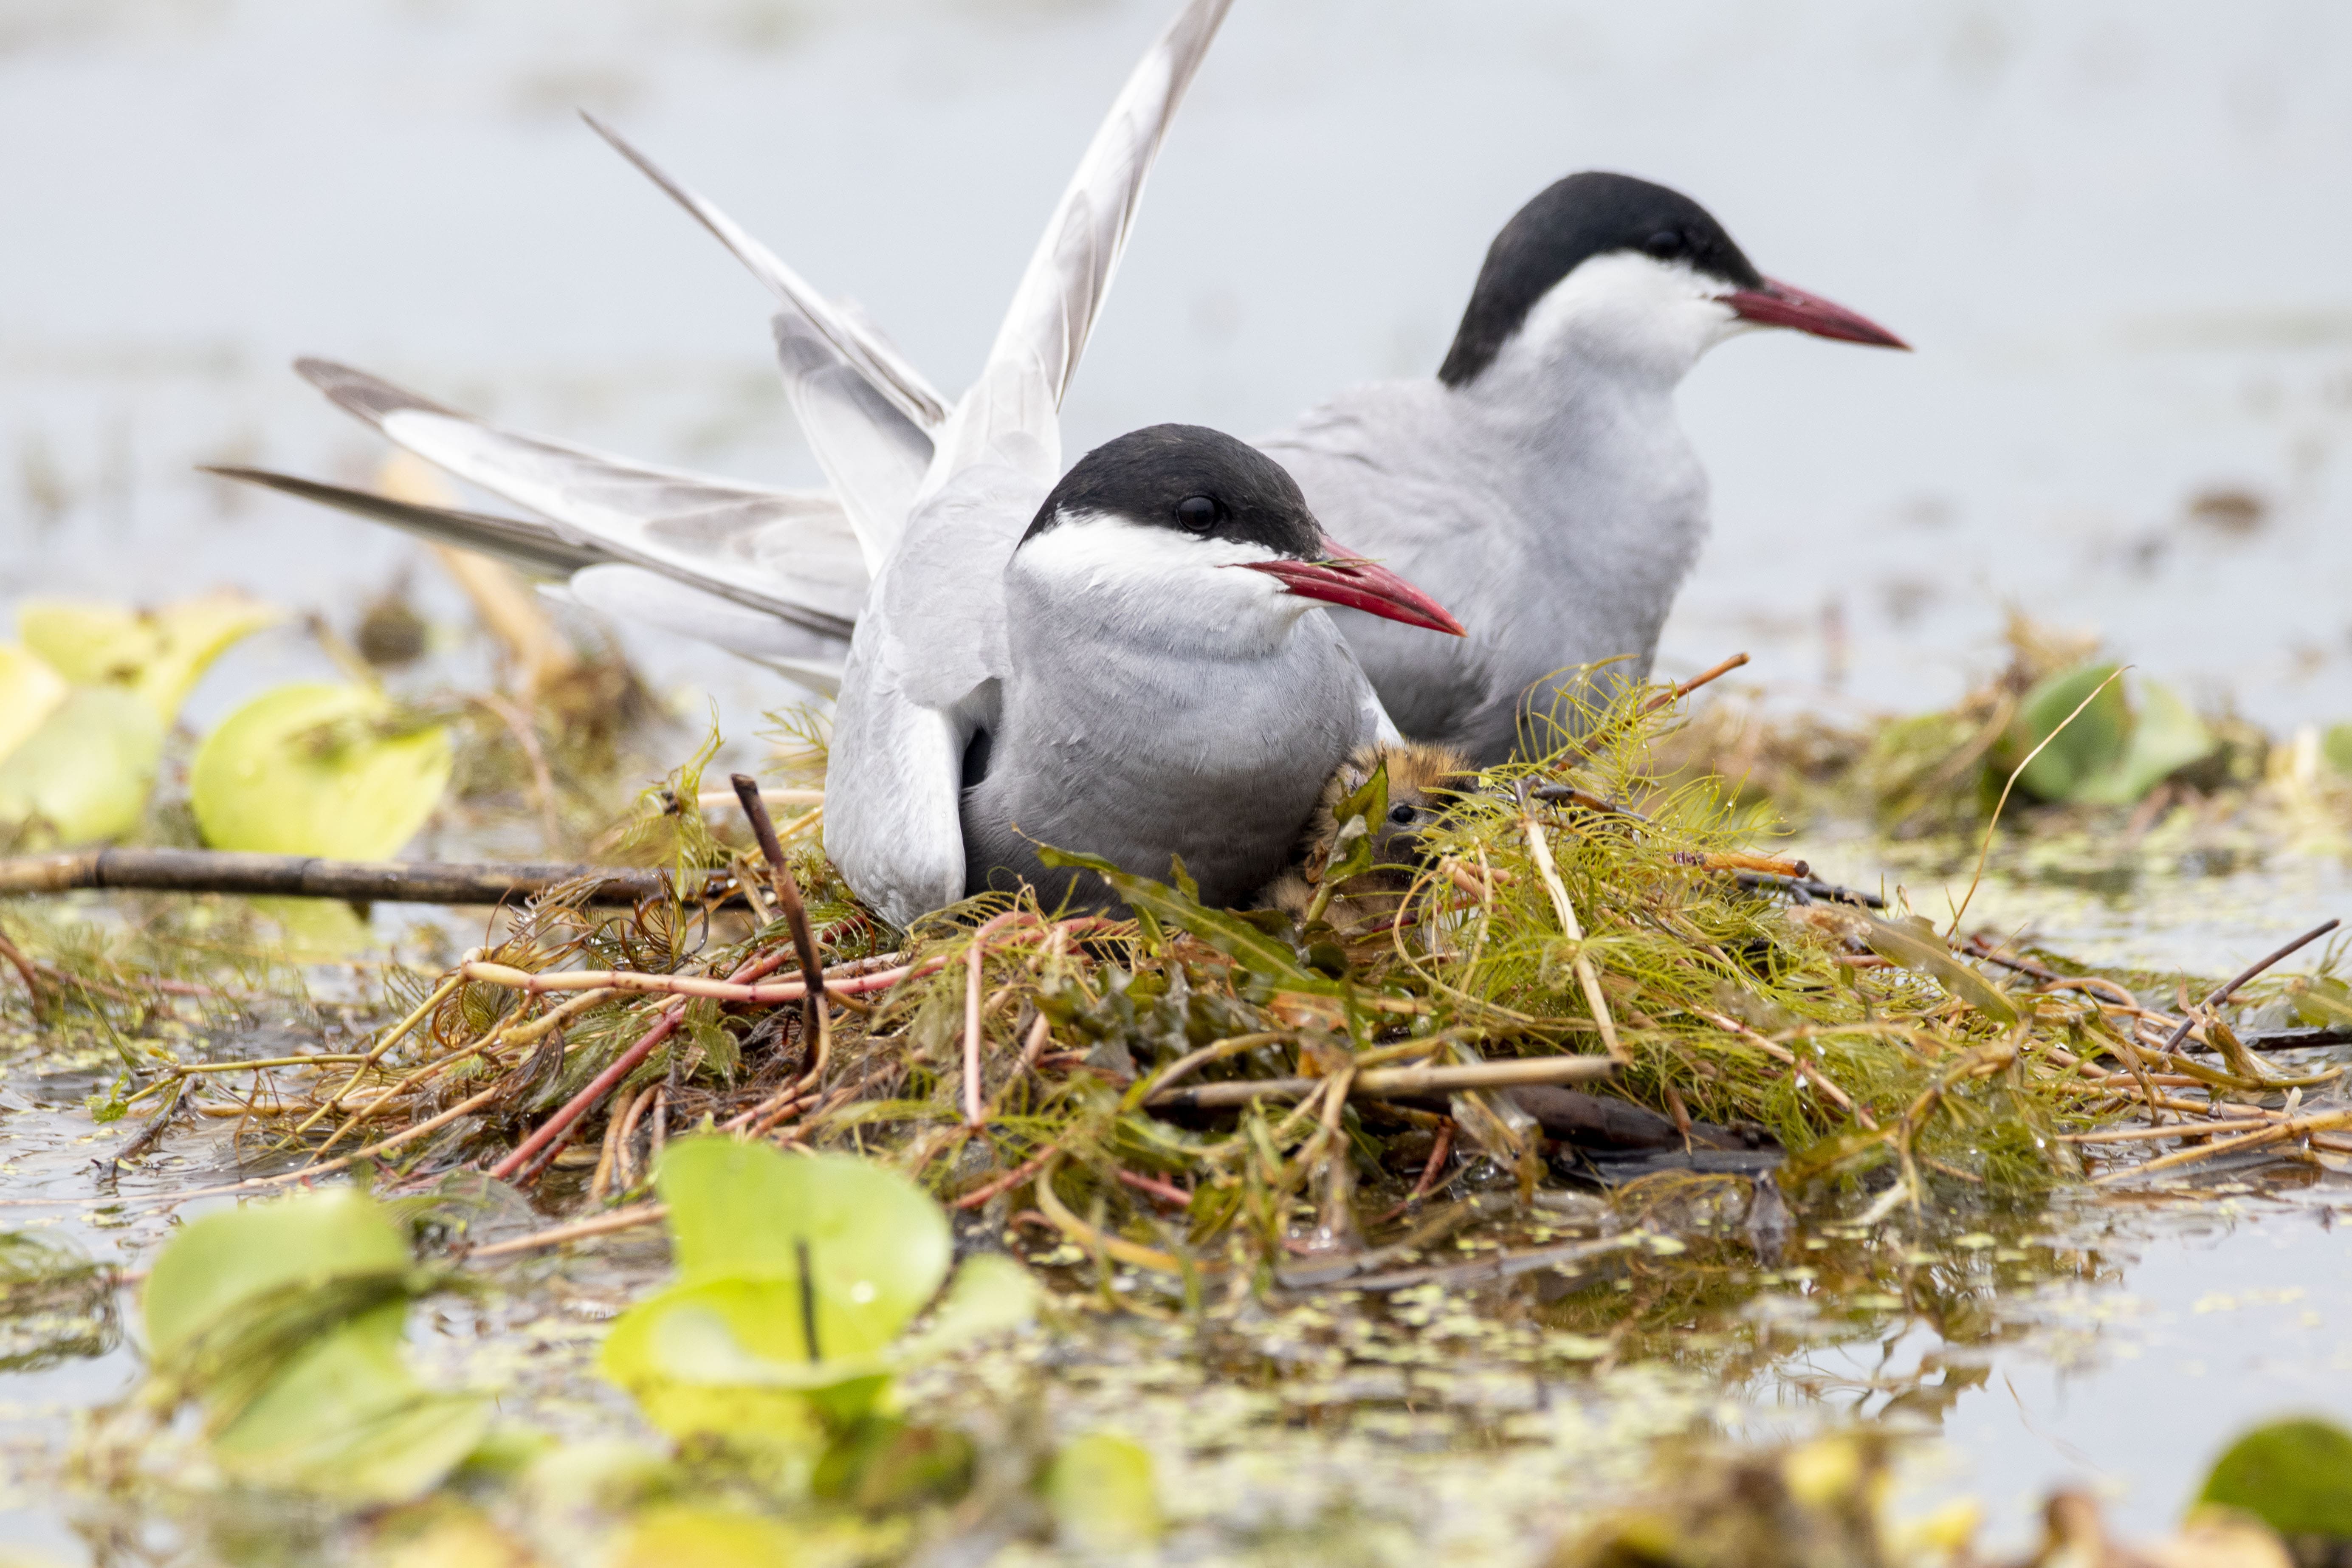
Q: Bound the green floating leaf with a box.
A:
[602,1141,1034,1447]
[18,592,280,724]
[2197,1418,2352,1540]
[0,686,166,845]
[1043,1431,1163,1552]
[2072,678,2214,806]
[190,682,451,859]
[0,643,68,767]
[2324,724,2352,778]
[141,1190,488,1503]
[2008,663,2127,802]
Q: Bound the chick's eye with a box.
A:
[1175,495,1223,533]
[1388,803,1419,826]
[1643,230,1683,259]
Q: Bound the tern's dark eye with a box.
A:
[1388,803,1419,826]
[1643,230,1684,259]
[1174,495,1224,534]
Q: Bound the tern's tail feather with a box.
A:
[292,358,867,638]
[928,0,1235,491]
[203,466,614,580]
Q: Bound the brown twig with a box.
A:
[0,922,44,1012]
[1146,1054,1615,1110]
[2157,918,2341,1055]
[464,1201,670,1261]
[1639,651,1750,716]
[729,774,826,1049]
[0,847,728,905]
[951,1144,1064,1210]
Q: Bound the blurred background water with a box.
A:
[5,1,2352,1553]
[5,0,2351,737]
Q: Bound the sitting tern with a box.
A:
[217,0,1468,926]
[218,21,1900,772]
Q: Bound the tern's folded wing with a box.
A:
[296,358,863,639]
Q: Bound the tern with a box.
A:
[214,0,1468,926]
[219,28,1899,770]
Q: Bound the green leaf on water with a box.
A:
[2197,1418,2352,1539]
[0,686,166,845]
[141,1189,489,1503]
[615,1507,811,1568]
[2004,664,2214,806]
[0,643,68,767]
[1043,1431,1163,1551]
[599,1140,1034,1448]
[189,682,452,859]
[2070,678,2214,806]
[18,592,281,724]
[2008,663,2128,802]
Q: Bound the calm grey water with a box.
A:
[4,0,2352,1557]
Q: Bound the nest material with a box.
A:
[8,678,2337,1278]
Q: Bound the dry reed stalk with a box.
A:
[1517,780,1624,1062]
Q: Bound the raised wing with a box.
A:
[203,466,613,579]
[772,312,933,574]
[926,0,1235,491]
[296,358,863,637]
[582,113,949,436]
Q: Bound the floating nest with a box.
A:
[5,676,2346,1278]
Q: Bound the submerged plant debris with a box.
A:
[3,665,2351,1564]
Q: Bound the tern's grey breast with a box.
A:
[1261,376,1707,767]
[961,609,1370,913]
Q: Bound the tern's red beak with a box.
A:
[1722,277,1908,350]
[1239,545,1466,637]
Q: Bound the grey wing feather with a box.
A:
[581,113,949,434]
[565,564,845,696]
[772,313,933,573]
[296,358,865,639]
[202,465,612,579]
[927,0,1234,488]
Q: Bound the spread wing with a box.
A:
[296,358,864,638]
[823,0,1235,926]
[923,0,1234,492]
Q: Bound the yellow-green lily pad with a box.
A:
[0,643,68,766]
[190,682,451,859]
[18,592,280,724]
[0,686,166,845]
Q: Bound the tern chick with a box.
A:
[1262,740,1474,936]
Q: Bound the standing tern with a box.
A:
[218,30,1900,770]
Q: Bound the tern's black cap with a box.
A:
[1437,172,1763,387]
[1024,423,1321,559]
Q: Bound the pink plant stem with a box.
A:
[488,945,797,1182]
